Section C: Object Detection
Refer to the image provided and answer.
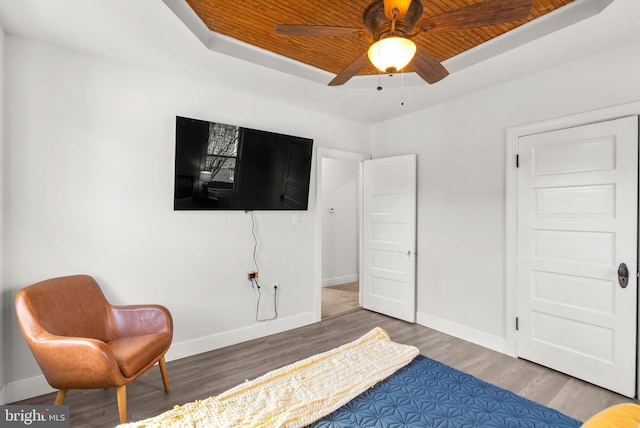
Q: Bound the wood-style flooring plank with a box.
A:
[13,309,638,427]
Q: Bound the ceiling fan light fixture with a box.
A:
[368,36,417,74]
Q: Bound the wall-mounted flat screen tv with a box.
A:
[174,116,313,211]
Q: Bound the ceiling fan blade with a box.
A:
[417,0,533,34]
[275,25,366,39]
[411,48,449,84]
[383,0,412,20]
[328,53,370,86]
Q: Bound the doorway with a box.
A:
[316,148,370,320]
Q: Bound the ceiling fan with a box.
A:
[275,0,534,86]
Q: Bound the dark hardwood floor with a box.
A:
[15,309,638,427]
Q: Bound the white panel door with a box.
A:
[517,116,638,397]
[362,154,416,322]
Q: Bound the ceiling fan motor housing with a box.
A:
[363,0,423,39]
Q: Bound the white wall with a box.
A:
[320,158,359,286]
[3,36,370,401]
[0,21,5,404]
[371,39,640,351]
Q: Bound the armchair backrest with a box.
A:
[16,275,112,343]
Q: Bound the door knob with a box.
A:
[618,263,629,288]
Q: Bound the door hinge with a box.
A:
[516,154,519,168]
[515,317,519,331]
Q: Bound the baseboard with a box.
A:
[321,275,358,288]
[2,374,55,404]
[3,311,317,403]
[165,311,318,362]
[416,311,507,355]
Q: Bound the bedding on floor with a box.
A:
[119,327,581,428]
[118,327,419,428]
[310,354,582,427]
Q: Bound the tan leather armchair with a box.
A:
[15,274,173,423]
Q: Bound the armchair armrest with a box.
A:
[28,332,127,389]
[109,305,173,339]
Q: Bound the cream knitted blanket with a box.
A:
[119,327,419,428]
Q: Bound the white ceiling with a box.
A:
[0,0,639,124]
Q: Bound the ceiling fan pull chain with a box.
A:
[401,69,405,106]
[376,40,383,91]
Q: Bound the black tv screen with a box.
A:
[174,116,313,210]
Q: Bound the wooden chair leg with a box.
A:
[117,385,127,424]
[159,356,170,393]
[54,389,67,405]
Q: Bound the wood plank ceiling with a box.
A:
[185,0,574,78]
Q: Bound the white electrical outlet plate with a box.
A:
[437,281,445,294]
[292,214,300,225]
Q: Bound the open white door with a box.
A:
[517,116,638,397]
[362,154,417,322]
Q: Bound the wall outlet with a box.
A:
[437,281,445,294]
[271,282,279,295]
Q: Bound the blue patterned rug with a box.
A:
[309,355,582,427]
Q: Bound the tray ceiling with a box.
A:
[184,0,574,78]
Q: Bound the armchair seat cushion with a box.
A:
[108,332,172,378]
